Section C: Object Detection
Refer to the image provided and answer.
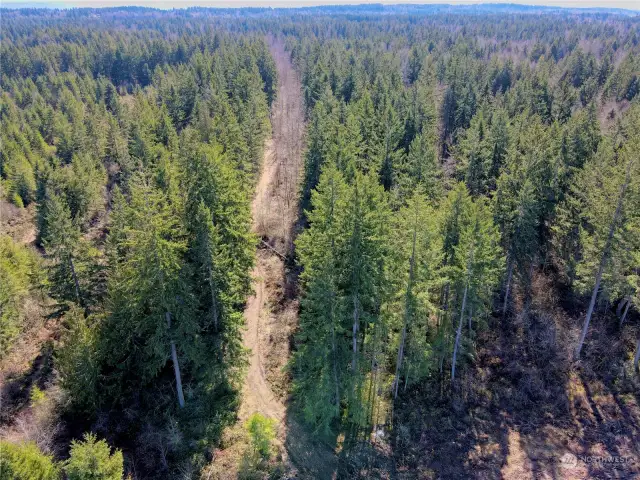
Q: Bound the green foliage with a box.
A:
[289,6,640,442]
[102,178,196,394]
[294,163,351,433]
[0,441,60,480]
[389,193,442,391]
[0,235,39,355]
[3,5,640,477]
[55,306,100,413]
[64,433,123,480]
[30,386,46,407]
[493,115,561,296]
[569,108,640,305]
[395,131,442,203]
[294,164,392,434]
[54,154,106,228]
[245,413,276,459]
[452,195,503,325]
[1,16,274,477]
[40,192,101,313]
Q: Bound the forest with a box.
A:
[0,4,639,479]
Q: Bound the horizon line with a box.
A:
[1,2,639,13]
[0,0,640,13]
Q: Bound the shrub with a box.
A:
[245,413,276,460]
[30,386,47,407]
[64,433,123,480]
[0,441,60,480]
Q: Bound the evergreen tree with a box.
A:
[435,184,474,377]
[0,236,39,356]
[179,131,254,368]
[0,441,60,480]
[395,132,442,203]
[494,117,558,314]
[41,192,97,313]
[65,433,123,480]
[574,136,640,356]
[456,111,491,196]
[103,179,196,407]
[56,306,100,413]
[450,197,502,382]
[390,193,442,398]
[294,163,351,434]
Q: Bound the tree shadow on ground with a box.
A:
[282,404,340,479]
[392,301,640,479]
[0,340,54,427]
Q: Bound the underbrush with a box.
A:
[392,273,640,479]
[72,369,244,479]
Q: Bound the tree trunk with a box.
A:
[367,321,380,429]
[404,364,410,392]
[616,297,627,318]
[576,245,611,358]
[451,284,468,384]
[619,299,630,328]
[394,322,408,399]
[328,186,340,414]
[208,268,219,332]
[330,292,340,415]
[351,184,361,374]
[166,311,185,408]
[576,158,633,358]
[502,257,513,319]
[69,256,82,307]
[634,338,640,374]
[352,294,359,372]
[394,223,417,399]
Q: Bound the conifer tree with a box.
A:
[56,305,100,413]
[450,197,502,382]
[395,132,442,203]
[294,163,351,434]
[0,235,39,355]
[104,179,196,407]
[179,131,254,366]
[0,441,59,480]
[574,136,640,357]
[294,165,391,434]
[377,101,404,191]
[435,184,474,377]
[301,96,338,212]
[341,171,391,429]
[493,117,558,314]
[390,193,442,398]
[456,111,491,196]
[65,433,123,480]
[41,192,96,313]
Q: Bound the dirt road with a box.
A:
[239,35,302,423]
[239,136,286,423]
[237,39,338,479]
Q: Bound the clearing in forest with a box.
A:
[206,38,338,480]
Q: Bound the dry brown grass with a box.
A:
[0,200,36,245]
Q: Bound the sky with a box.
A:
[3,0,639,10]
